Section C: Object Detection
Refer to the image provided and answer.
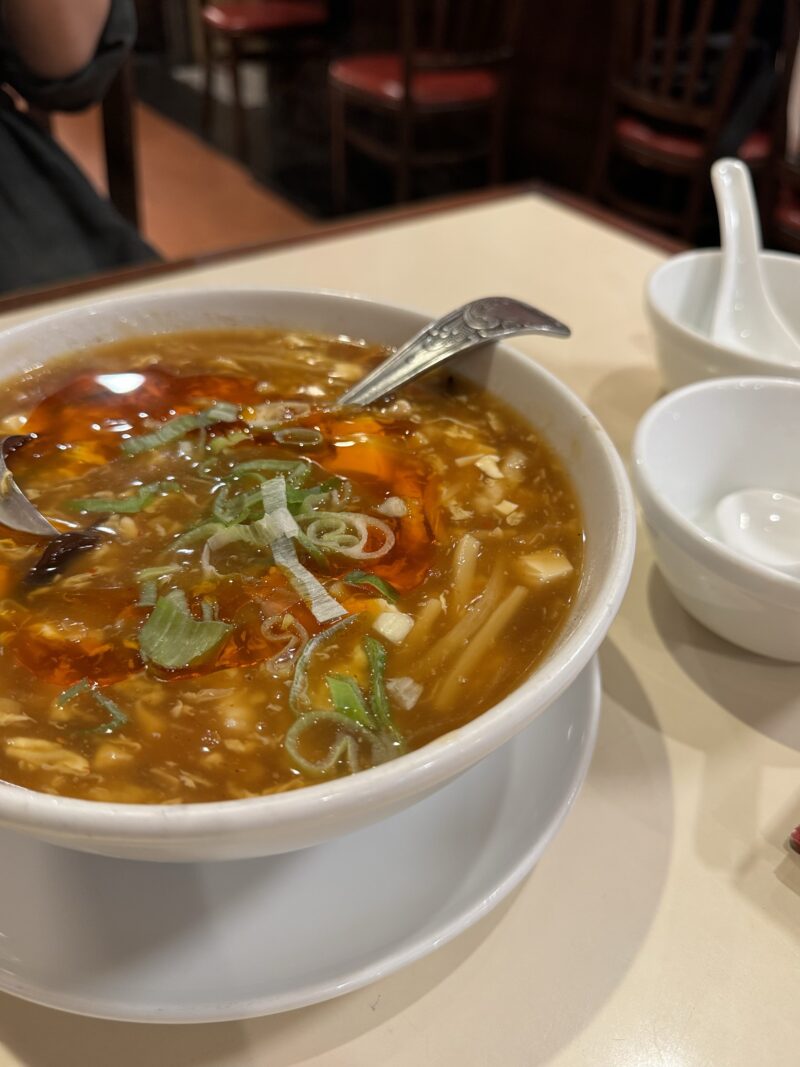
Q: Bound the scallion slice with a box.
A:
[208,430,250,453]
[343,570,399,603]
[271,535,345,623]
[137,563,182,582]
[273,427,323,449]
[67,481,180,514]
[325,674,373,729]
[90,692,128,734]
[284,711,382,777]
[139,593,232,669]
[289,615,356,716]
[363,636,397,737]
[137,579,157,607]
[122,402,238,456]
[57,677,128,734]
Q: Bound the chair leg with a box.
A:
[330,86,347,213]
[228,36,248,160]
[587,110,617,203]
[682,169,708,242]
[395,110,412,203]
[202,26,215,137]
[488,98,506,185]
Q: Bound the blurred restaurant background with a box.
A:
[19,0,800,281]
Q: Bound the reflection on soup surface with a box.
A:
[0,329,583,803]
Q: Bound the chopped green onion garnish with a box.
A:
[273,427,323,449]
[90,692,128,734]
[271,535,345,623]
[325,674,373,730]
[227,459,308,479]
[139,593,232,669]
[122,402,238,456]
[138,579,157,607]
[294,528,328,569]
[363,636,396,736]
[208,430,250,453]
[67,481,180,514]
[57,678,91,705]
[56,678,128,734]
[173,521,226,548]
[343,570,399,603]
[284,711,375,777]
[289,615,356,716]
[136,563,182,582]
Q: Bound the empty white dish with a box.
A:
[646,249,800,391]
[632,376,800,661]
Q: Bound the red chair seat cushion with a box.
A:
[329,53,498,106]
[615,115,771,164]
[203,2,327,33]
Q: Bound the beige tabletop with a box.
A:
[0,192,798,1067]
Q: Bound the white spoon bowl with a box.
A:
[633,376,800,661]
[713,488,800,578]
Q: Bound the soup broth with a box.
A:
[0,329,583,803]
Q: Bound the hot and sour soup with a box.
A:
[0,328,583,803]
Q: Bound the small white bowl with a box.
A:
[646,249,800,391]
[0,289,636,861]
[633,376,800,661]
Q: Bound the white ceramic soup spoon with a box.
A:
[714,487,800,578]
[710,158,800,365]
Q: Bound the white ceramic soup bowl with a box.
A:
[646,249,800,391]
[633,376,800,661]
[0,289,635,861]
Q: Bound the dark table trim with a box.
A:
[0,183,685,315]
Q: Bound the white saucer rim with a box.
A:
[0,659,601,1024]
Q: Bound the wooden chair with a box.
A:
[201,1,329,160]
[328,0,523,210]
[588,0,771,241]
[768,0,800,251]
[28,60,140,229]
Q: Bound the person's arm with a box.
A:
[2,0,112,80]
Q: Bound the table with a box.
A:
[0,191,797,1067]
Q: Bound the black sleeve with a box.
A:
[0,0,136,112]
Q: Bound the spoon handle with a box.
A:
[338,296,570,408]
[711,158,764,340]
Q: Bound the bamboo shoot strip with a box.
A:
[451,533,480,615]
[412,564,504,675]
[434,586,529,710]
[400,598,443,657]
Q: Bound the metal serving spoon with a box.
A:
[0,297,570,537]
[338,296,571,407]
[0,435,58,537]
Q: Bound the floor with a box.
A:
[53,102,319,261]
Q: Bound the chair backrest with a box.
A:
[610,0,764,131]
[399,0,523,73]
[25,60,140,229]
[774,0,800,170]
[101,60,140,229]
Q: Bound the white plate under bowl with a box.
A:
[0,660,600,1024]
